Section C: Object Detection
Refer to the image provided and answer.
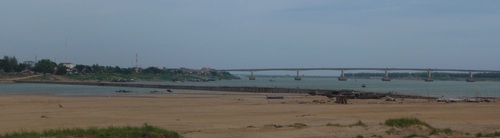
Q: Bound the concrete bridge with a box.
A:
[216,68,500,82]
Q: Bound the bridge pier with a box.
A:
[425,70,434,82]
[338,70,347,81]
[382,70,391,81]
[466,72,475,82]
[249,71,256,80]
[294,70,302,81]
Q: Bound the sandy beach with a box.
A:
[0,92,499,138]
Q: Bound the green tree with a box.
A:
[2,56,18,73]
[143,67,163,74]
[33,59,57,74]
[14,63,27,72]
[56,64,68,75]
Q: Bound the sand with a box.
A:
[0,92,499,138]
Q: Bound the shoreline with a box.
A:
[13,80,438,99]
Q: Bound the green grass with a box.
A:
[0,123,180,138]
[326,123,342,127]
[476,131,500,137]
[384,118,431,128]
[385,118,456,136]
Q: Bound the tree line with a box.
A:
[0,56,234,79]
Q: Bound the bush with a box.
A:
[385,118,430,128]
[349,120,366,127]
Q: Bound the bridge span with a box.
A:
[216,68,500,82]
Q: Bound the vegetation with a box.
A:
[384,118,430,128]
[476,131,500,137]
[264,124,283,128]
[348,120,366,127]
[0,124,180,138]
[32,59,57,74]
[385,118,456,136]
[326,123,342,127]
[0,55,237,81]
[430,128,452,135]
[287,123,307,128]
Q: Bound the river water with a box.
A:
[0,76,499,97]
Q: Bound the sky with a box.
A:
[1,0,500,75]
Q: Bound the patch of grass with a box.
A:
[326,123,342,127]
[477,131,500,137]
[386,118,456,136]
[348,120,366,127]
[356,135,364,138]
[264,124,283,128]
[287,123,307,128]
[0,123,180,138]
[384,118,431,128]
[430,128,452,135]
[386,128,397,135]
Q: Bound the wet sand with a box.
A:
[0,92,499,138]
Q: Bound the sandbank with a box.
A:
[0,92,499,138]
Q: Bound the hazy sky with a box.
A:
[2,1,500,72]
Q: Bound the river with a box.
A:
[1,76,499,97]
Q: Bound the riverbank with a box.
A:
[14,80,437,100]
[0,92,499,138]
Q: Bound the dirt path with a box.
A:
[0,74,43,83]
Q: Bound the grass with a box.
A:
[264,124,283,128]
[385,118,456,136]
[287,123,307,128]
[0,123,180,138]
[430,128,452,135]
[384,118,431,128]
[326,123,342,127]
[476,131,500,137]
[348,120,366,127]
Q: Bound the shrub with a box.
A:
[385,118,430,128]
[349,120,366,127]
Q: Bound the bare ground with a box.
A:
[0,92,499,138]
